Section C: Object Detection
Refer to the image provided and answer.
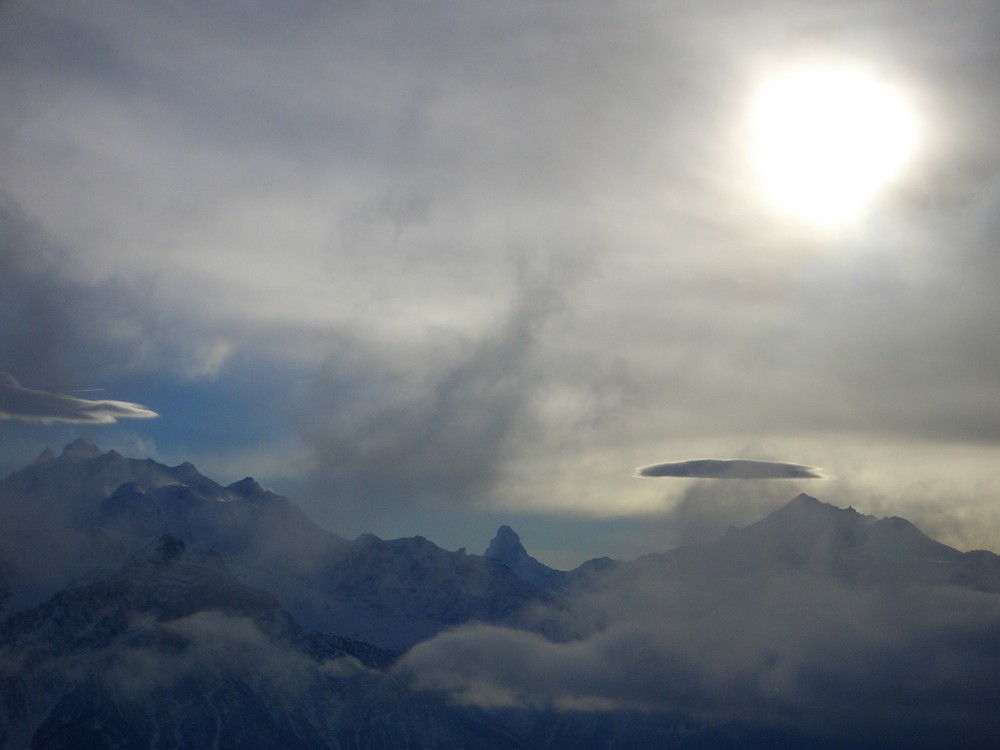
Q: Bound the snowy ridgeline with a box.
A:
[2,441,1000,749]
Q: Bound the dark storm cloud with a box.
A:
[0,372,157,424]
[637,458,827,479]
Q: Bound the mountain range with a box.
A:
[2,441,999,748]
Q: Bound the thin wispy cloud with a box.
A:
[0,372,158,424]
[636,458,827,480]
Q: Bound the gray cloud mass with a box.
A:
[295,266,558,533]
[397,557,1000,744]
[3,0,1000,554]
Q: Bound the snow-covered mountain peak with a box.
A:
[2,443,226,513]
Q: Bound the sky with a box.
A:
[2,0,1000,567]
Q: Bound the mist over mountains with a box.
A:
[2,441,999,748]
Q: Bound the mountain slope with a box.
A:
[0,442,554,649]
[237,529,556,650]
[639,493,1000,590]
[0,441,350,617]
[395,495,1000,749]
[0,540,524,750]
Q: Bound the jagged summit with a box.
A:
[646,492,1000,591]
[760,492,879,530]
[485,525,564,588]
[485,525,523,559]
[2,445,557,650]
[765,492,873,526]
[60,438,104,461]
[4,446,1000,747]
[30,447,56,465]
[227,476,265,498]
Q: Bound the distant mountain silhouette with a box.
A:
[2,444,999,749]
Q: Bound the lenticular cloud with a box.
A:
[0,372,158,424]
[636,458,827,480]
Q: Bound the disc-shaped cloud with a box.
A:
[0,373,158,424]
[636,458,827,480]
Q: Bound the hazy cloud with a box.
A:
[636,458,827,480]
[0,372,157,424]
[398,562,1000,745]
[637,480,801,549]
[0,196,239,390]
[295,267,558,531]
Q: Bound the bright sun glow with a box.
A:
[750,66,920,226]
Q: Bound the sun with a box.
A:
[749,65,920,226]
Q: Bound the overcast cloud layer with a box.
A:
[2,0,1000,560]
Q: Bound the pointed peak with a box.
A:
[770,493,842,519]
[781,493,870,518]
[485,524,564,585]
[173,460,200,475]
[227,476,264,497]
[171,460,209,484]
[60,439,103,461]
[31,447,56,465]
[759,494,878,533]
[774,493,840,515]
[485,525,526,559]
[495,525,521,544]
[791,492,820,505]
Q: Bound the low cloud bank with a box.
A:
[0,372,158,424]
[395,569,1000,745]
[636,458,827,480]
